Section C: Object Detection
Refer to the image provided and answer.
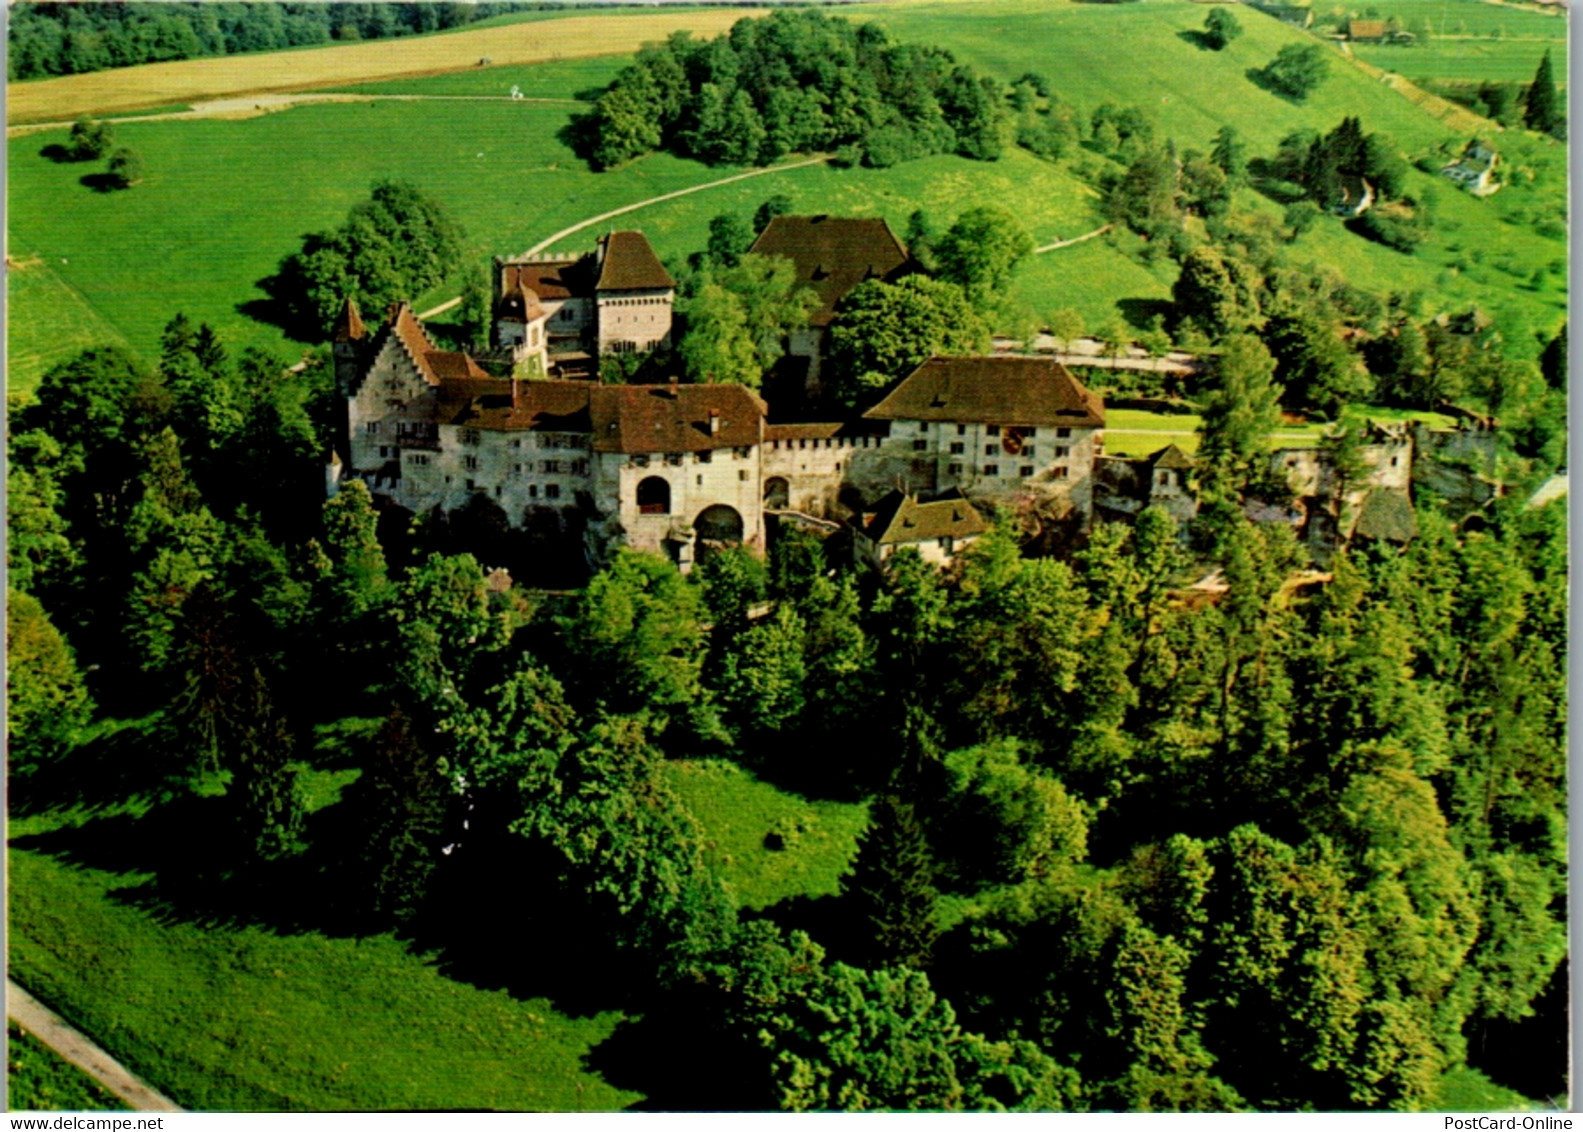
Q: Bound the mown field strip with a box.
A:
[6,8,766,124]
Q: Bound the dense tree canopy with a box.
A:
[265,180,465,339]
[575,11,1009,170]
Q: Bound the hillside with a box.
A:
[6,0,1566,394]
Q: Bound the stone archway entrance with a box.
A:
[694,503,745,545]
[763,477,790,509]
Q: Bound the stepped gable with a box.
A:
[866,491,989,545]
[864,355,1105,429]
[748,214,913,327]
[376,301,444,386]
[333,296,367,343]
[590,383,766,454]
[595,230,675,292]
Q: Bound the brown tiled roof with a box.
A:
[497,281,546,324]
[590,383,765,453]
[864,356,1105,429]
[596,231,675,293]
[867,492,989,545]
[501,256,598,302]
[1150,443,1195,470]
[425,351,492,381]
[748,214,913,328]
[333,296,366,342]
[373,301,443,386]
[445,379,594,432]
[1348,19,1389,38]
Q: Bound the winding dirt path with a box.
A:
[1033,223,1113,254]
[6,91,580,138]
[7,979,183,1112]
[515,154,833,258]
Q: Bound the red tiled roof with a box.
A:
[596,230,675,292]
[764,420,887,442]
[1348,19,1389,38]
[372,301,442,386]
[497,281,546,324]
[426,351,492,381]
[501,256,598,302]
[590,383,765,453]
[748,215,914,328]
[444,379,594,432]
[864,356,1105,429]
[333,296,366,342]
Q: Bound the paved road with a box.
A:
[7,980,183,1113]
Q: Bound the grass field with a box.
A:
[5,8,764,124]
[7,1023,129,1112]
[5,0,1566,395]
[7,820,638,1112]
[662,758,868,911]
[1354,39,1567,84]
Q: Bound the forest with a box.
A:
[6,287,1568,1108]
[572,9,1009,170]
[7,1,537,81]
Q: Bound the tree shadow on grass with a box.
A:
[78,172,126,193]
[1117,297,1175,330]
[1244,67,1310,107]
[1177,29,1215,50]
[9,717,182,820]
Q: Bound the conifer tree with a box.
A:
[230,663,304,860]
[343,706,448,921]
[845,794,941,969]
[1524,50,1564,139]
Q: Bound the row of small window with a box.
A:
[917,424,1075,439]
[769,436,874,451]
[943,464,1069,480]
[602,296,666,306]
[915,441,1071,458]
[630,448,751,468]
[366,421,435,439]
[404,452,590,477]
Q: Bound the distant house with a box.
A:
[492,230,675,378]
[746,214,916,398]
[1442,140,1500,197]
[1345,18,1389,41]
[1327,174,1375,217]
[1093,443,1198,525]
[1251,1,1314,27]
[859,489,990,565]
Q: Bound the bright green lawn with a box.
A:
[1432,1066,1551,1112]
[323,55,625,98]
[8,801,637,1112]
[7,1023,129,1112]
[663,758,868,911]
[1354,39,1566,84]
[6,0,1565,395]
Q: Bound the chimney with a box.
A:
[709,409,720,436]
[512,374,520,411]
[669,378,679,398]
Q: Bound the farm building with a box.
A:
[491,230,675,378]
[1442,140,1501,197]
[747,214,917,399]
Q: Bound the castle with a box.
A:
[330,222,1477,573]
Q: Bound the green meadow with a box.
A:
[1354,39,1566,84]
[662,758,868,911]
[7,1024,129,1112]
[6,0,1566,396]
